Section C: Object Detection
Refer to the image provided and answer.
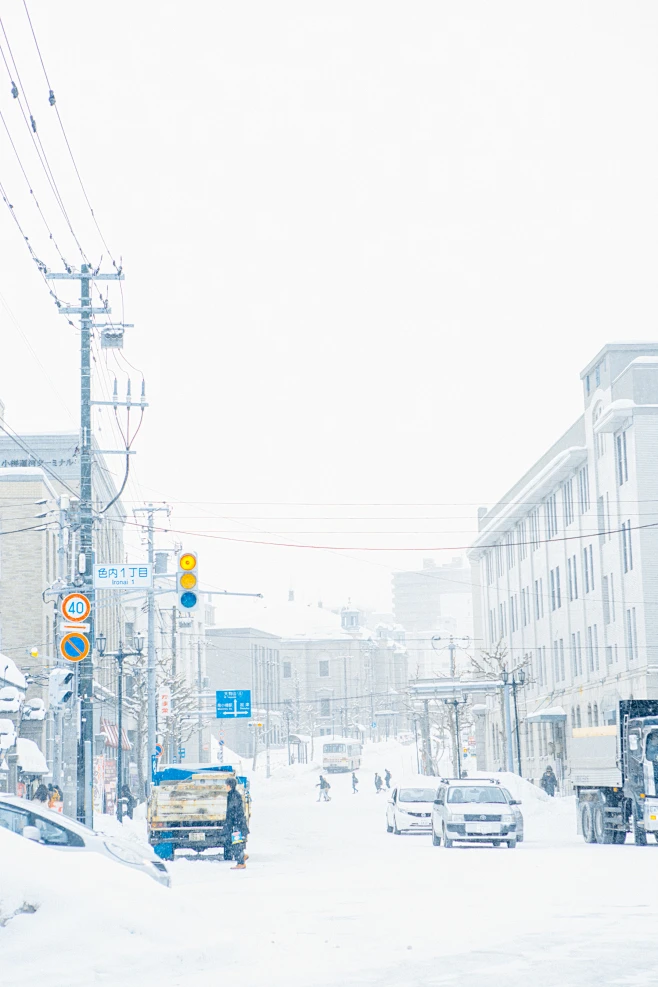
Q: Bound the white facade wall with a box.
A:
[469,345,658,787]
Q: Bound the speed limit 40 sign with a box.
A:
[61,593,91,623]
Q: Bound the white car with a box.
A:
[386,785,436,833]
[0,794,170,886]
[0,686,21,714]
[431,778,519,848]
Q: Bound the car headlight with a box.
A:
[502,813,515,823]
[447,813,464,823]
[104,841,152,866]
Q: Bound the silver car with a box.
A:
[431,779,519,848]
[0,794,170,886]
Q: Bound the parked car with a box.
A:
[386,785,436,834]
[431,778,519,848]
[500,787,524,841]
[0,794,170,887]
[0,718,17,750]
[0,686,21,714]
[22,698,45,721]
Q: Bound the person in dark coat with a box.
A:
[351,772,358,794]
[225,777,249,868]
[374,773,383,793]
[33,783,49,803]
[121,785,137,820]
[540,765,558,796]
[384,769,392,789]
[316,775,331,801]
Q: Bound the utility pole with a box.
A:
[171,607,178,763]
[265,658,271,779]
[197,639,203,761]
[47,264,124,826]
[342,654,349,736]
[133,504,170,786]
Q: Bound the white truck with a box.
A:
[572,699,658,845]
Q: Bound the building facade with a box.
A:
[468,344,658,787]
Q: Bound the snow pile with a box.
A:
[0,826,233,987]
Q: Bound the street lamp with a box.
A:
[502,667,526,777]
[441,696,469,779]
[97,633,144,822]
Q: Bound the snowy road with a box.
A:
[5,741,658,986]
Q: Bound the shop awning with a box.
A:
[100,718,132,750]
[16,737,48,775]
[525,706,567,724]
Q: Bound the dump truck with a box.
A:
[147,764,251,861]
[572,699,658,845]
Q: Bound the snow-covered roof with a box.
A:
[525,705,566,723]
[16,738,48,774]
[0,655,26,690]
[209,598,374,642]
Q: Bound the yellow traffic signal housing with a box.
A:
[177,550,199,612]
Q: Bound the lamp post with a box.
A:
[97,632,145,822]
[502,667,526,777]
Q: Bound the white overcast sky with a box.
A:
[0,1,656,614]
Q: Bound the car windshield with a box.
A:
[447,786,507,804]
[398,788,436,802]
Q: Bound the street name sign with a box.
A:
[159,686,171,718]
[61,593,91,622]
[93,564,153,589]
[216,689,252,718]
[60,631,90,662]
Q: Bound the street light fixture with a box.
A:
[97,633,144,821]
[503,666,526,777]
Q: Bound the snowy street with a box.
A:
[3,741,658,986]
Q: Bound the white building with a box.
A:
[468,344,658,786]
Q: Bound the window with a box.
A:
[535,578,544,620]
[517,520,528,562]
[545,494,558,539]
[562,479,574,527]
[529,509,540,550]
[319,660,329,677]
[626,607,638,661]
[586,374,591,396]
[587,626,594,671]
[319,698,330,716]
[559,639,565,680]
[610,573,616,621]
[495,544,503,578]
[597,495,605,541]
[32,816,85,847]
[553,640,559,682]
[571,707,576,730]
[499,602,507,638]
[521,587,529,627]
[583,544,594,592]
[606,645,613,666]
[602,576,610,624]
[593,402,605,457]
[550,567,561,610]
[510,595,518,633]
[567,555,578,601]
[593,703,599,727]
[488,608,496,643]
[587,703,593,727]
[595,364,601,387]
[485,552,494,586]
[571,633,578,677]
[578,465,590,514]
[505,533,515,570]
[616,430,628,486]
[576,630,582,675]
[576,705,582,728]
[0,804,29,834]
[283,661,292,679]
[622,520,633,573]
[527,721,534,759]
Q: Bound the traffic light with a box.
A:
[177,550,199,612]
[49,668,74,708]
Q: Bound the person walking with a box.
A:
[540,765,558,797]
[225,777,250,869]
[384,769,392,789]
[351,771,358,794]
[33,783,49,803]
[121,785,137,820]
[316,775,331,801]
[374,773,383,794]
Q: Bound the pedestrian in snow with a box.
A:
[225,777,250,868]
[374,773,383,794]
[384,769,392,789]
[351,772,358,794]
[540,765,558,797]
[316,775,331,801]
[121,785,137,820]
[33,783,49,803]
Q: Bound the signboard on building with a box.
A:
[158,686,171,718]
[216,689,251,718]
[93,564,153,589]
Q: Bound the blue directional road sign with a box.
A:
[178,748,186,759]
[216,689,252,719]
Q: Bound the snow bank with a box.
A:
[0,826,234,987]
